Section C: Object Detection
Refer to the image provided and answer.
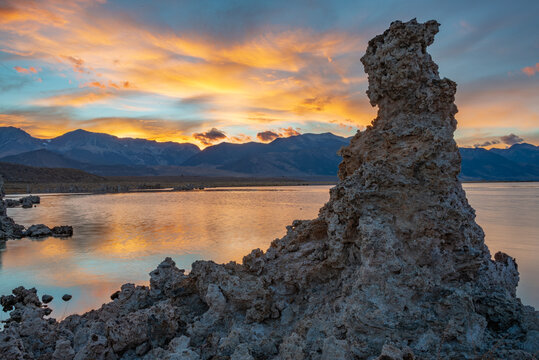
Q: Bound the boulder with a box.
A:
[25,224,52,238]
[4,199,20,208]
[51,226,74,237]
[20,195,40,208]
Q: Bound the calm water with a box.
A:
[0,183,537,322]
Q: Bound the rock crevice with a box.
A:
[1,19,537,360]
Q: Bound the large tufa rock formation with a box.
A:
[0,19,537,359]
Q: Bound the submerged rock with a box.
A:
[0,19,537,359]
[52,225,74,237]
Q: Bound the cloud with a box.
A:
[14,66,38,74]
[82,81,107,89]
[81,81,134,90]
[230,134,252,143]
[296,96,332,113]
[0,108,200,142]
[62,56,87,73]
[34,90,115,107]
[0,0,536,148]
[280,126,300,137]
[521,63,539,76]
[257,127,301,142]
[500,133,524,145]
[0,0,373,135]
[469,133,525,148]
[192,128,227,146]
[257,130,280,142]
[473,139,500,147]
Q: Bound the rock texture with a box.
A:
[0,177,73,241]
[0,177,25,240]
[0,19,537,359]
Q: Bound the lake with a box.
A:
[1,183,537,322]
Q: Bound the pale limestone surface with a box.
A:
[0,19,537,360]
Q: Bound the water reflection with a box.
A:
[0,183,537,321]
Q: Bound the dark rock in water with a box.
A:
[19,195,40,208]
[4,199,19,208]
[61,294,72,302]
[24,224,52,238]
[51,225,73,237]
[0,19,537,360]
[0,177,73,241]
[42,294,54,304]
[4,195,40,209]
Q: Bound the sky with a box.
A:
[0,0,537,148]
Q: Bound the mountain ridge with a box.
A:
[0,127,537,181]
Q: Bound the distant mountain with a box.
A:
[0,149,159,177]
[0,127,537,181]
[0,127,44,157]
[0,127,200,167]
[0,149,88,169]
[459,147,539,181]
[185,133,350,176]
[489,143,539,165]
[47,129,200,166]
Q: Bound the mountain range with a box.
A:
[0,126,537,181]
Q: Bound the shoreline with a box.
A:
[4,177,538,196]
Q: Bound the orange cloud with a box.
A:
[230,134,252,143]
[257,127,301,142]
[0,0,371,133]
[522,63,539,76]
[34,90,115,107]
[82,81,106,89]
[193,128,227,146]
[14,65,38,74]
[1,0,535,147]
[280,127,300,137]
[257,130,280,142]
[62,55,87,73]
[0,2,66,27]
[81,80,134,90]
[0,112,200,143]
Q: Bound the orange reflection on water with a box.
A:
[1,184,537,322]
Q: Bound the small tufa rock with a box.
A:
[25,224,52,238]
[42,294,54,304]
[62,294,72,302]
[51,226,74,237]
[0,177,73,241]
[20,195,40,209]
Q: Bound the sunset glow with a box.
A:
[0,0,537,148]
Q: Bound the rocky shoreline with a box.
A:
[0,19,537,359]
[0,177,73,241]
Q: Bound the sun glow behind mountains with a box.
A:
[0,0,537,148]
